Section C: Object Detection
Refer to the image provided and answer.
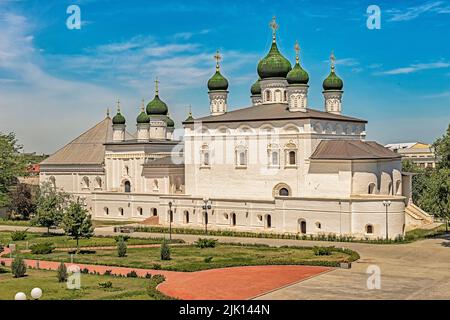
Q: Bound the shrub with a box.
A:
[81,268,89,274]
[195,238,218,248]
[0,243,4,254]
[152,263,161,270]
[30,242,55,254]
[312,246,334,256]
[98,281,113,288]
[160,240,171,261]
[145,273,152,279]
[11,230,28,241]
[147,274,172,300]
[104,270,112,276]
[126,270,138,278]
[114,235,130,242]
[117,237,127,257]
[11,256,27,278]
[0,267,8,274]
[204,256,213,263]
[57,262,68,282]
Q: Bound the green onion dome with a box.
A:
[323,69,343,91]
[257,41,292,79]
[207,70,229,91]
[112,111,126,125]
[146,94,168,115]
[287,61,309,85]
[136,110,150,124]
[250,79,261,95]
[185,110,194,122]
[166,115,175,128]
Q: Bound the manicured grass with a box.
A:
[0,268,154,300]
[20,244,356,272]
[0,218,31,227]
[0,231,183,251]
[405,224,448,241]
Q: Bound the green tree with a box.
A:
[61,199,94,251]
[433,123,450,169]
[160,239,171,260]
[11,256,27,278]
[8,183,36,220]
[32,182,69,234]
[0,132,27,207]
[418,168,450,232]
[117,237,127,257]
[57,262,68,282]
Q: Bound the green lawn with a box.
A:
[0,218,31,227]
[20,244,355,272]
[0,268,153,300]
[0,231,182,251]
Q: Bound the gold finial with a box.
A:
[269,16,279,42]
[214,50,221,71]
[154,77,159,95]
[116,99,121,113]
[106,108,110,117]
[141,98,145,112]
[330,50,336,71]
[188,104,192,116]
[294,40,300,64]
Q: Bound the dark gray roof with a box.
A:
[183,104,366,125]
[144,156,184,167]
[310,140,402,160]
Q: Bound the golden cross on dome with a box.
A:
[269,16,279,42]
[141,98,145,112]
[116,99,121,112]
[294,40,300,63]
[330,50,336,71]
[154,77,160,95]
[214,50,221,71]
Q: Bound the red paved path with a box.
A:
[0,247,332,300]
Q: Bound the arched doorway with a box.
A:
[151,208,158,216]
[124,181,131,193]
[298,219,306,234]
[265,214,272,228]
[231,213,236,226]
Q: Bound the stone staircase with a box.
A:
[405,203,434,230]
[139,216,160,226]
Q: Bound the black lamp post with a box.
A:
[202,198,212,235]
[382,200,391,240]
[168,201,173,241]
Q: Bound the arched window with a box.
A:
[366,224,374,234]
[265,90,271,102]
[124,181,131,193]
[368,183,376,194]
[184,210,189,224]
[104,207,109,215]
[203,152,210,166]
[82,176,90,189]
[137,207,143,216]
[298,219,306,234]
[315,221,322,229]
[279,188,289,196]
[175,177,182,192]
[231,213,237,226]
[153,179,159,191]
[272,151,279,166]
[265,214,272,228]
[95,177,102,189]
[239,152,246,165]
[289,151,296,165]
[124,165,129,176]
[151,208,158,216]
[119,208,124,216]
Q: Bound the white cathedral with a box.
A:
[39,19,432,239]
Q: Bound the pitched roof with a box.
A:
[41,117,118,166]
[183,103,366,125]
[311,140,402,160]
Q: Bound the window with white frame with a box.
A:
[200,144,210,167]
[284,142,297,167]
[235,145,247,167]
[268,145,280,167]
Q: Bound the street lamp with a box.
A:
[30,287,43,300]
[382,200,391,240]
[168,201,173,241]
[202,198,212,235]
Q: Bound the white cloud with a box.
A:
[388,1,450,21]
[377,61,450,75]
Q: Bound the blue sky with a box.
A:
[0,0,449,153]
